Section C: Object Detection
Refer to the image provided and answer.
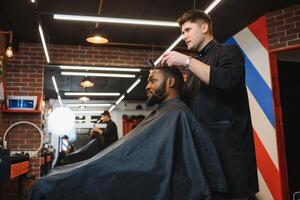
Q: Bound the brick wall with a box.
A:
[266,4,300,50]
[0,41,165,199]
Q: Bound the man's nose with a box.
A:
[182,33,188,41]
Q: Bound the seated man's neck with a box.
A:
[161,93,178,103]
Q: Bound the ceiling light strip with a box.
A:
[65,92,120,96]
[110,76,142,112]
[73,110,104,114]
[115,94,125,105]
[67,103,111,107]
[61,71,135,78]
[126,78,141,93]
[52,76,63,106]
[154,35,183,66]
[54,14,178,27]
[59,65,141,72]
[38,24,50,63]
[51,76,59,94]
[205,0,222,13]
[108,105,116,112]
[57,95,63,107]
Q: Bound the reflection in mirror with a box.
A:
[42,65,150,167]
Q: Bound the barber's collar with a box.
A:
[197,39,217,58]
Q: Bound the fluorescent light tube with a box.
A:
[58,95,63,107]
[65,92,120,96]
[38,24,50,63]
[52,76,59,94]
[73,110,104,114]
[115,94,125,105]
[59,65,141,72]
[67,103,112,107]
[154,35,183,66]
[54,14,178,27]
[109,105,116,112]
[126,78,141,93]
[61,71,135,78]
[205,0,222,13]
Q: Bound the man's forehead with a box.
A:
[148,69,162,78]
[182,20,204,29]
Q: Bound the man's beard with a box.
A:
[146,81,167,107]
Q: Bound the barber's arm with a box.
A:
[92,127,104,135]
[208,46,245,91]
[161,51,211,85]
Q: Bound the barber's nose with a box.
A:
[183,33,189,41]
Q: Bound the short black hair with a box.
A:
[62,135,69,139]
[101,110,110,117]
[177,9,213,34]
[154,67,184,94]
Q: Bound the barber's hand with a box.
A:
[93,127,103,135]
[161,51,188,67]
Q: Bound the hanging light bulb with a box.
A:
[86,31,109,44]
[78,96,90,102]
[0,31,14,58]
[5,46,13,58]
[80,76,94,88]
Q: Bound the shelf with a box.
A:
[1,96,42,113]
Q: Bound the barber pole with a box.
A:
[226,16,287,200]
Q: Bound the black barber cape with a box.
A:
[62,137,103,165]
[29,99,227,200]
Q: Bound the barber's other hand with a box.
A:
[161,51,188,67]
[93,127,103,135]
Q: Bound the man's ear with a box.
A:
[167,77,176,88]
[201,23,209,34]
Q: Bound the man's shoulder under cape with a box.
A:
[29,99,227,200]
[62,137,103,166]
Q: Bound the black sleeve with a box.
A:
[103,122,118,146]
[209,45,245,92]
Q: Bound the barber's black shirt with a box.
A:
[184,40,259,198]
[103,120,118,148]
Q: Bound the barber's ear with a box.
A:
[201,23,209,34]
[167,77,176,88]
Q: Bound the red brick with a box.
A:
[73,49,86,54]
[287,39,300,45]
[277,23,295,31]
[279,34,298,42]
[59,49,72,53]
[87,50,99,54]
[276,12,295,21]
[30,56,44,61]
[22,60,38,65]
[79,54,93,58]
[66,53,80,58]
[268,32,283,40]
[269,42,287,50]
[286,16,300,24]
[286,28,300,35]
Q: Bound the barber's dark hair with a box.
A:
[102,110,111,117]
[177,9,213,34]
[155,67,184,94]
